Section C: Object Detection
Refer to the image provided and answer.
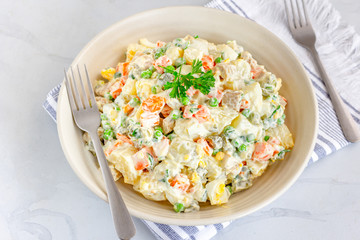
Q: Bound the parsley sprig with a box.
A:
[162,59,215,101]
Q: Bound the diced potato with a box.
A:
[126,43,148,62]
[165,46,184,63]
[206,178,231,205]
[231,114,263,140]
[108,146,140,185]
[216,44,238,61]
[204,107,238,134]
[174,118,210,140]
[133,174,166,201]
[139,38,156,48]
[242,82,263,113]
[184,47,203,64]
[265,124,294,148]
[135,79,155,100]
[122,78,137,95]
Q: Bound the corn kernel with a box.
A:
[101,67,116,80]
[196,145,204,159]
[184,154,190,161]
[191,172,199,183]
[224,58,230,63]
[215,183,225,201]
[215,152,225,161]
[198,160,206,168]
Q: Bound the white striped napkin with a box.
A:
[43,0,360,239]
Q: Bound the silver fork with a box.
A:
[64,65,136,240]
[284,0,360,142]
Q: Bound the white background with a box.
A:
[0,0,359,239]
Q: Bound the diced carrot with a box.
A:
[170,174,190,192]
[156,41,165,48]
[116,62,130,76]
[239,98,250,110]
[153,56,172,73]
[105,135,133,156]
[250,65,264,79]
[201,55,215,71]
[267,137,281,155]
[109,82,123,99]
[186,86,199,97]
[207,89,224,102]
[183,106,194,119]
[123,104,134,115]
[109,76,127,99]
[161,104,172,118]
[197,138,213,156]
[141,95,165,113]
[252,142,275,161]
[267,137,280,146]
[132,148,150,171]
[116,134,133,145]
[279,95,288,107]
[152,137,170,157]
[140,111,160,128]
[194,105,211,123]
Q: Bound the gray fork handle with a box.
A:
[90,131,136,239]
[310,47,360,143]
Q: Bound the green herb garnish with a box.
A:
[162,59,215,102]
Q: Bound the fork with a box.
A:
[64,65,136,240]
[284,0,360,142]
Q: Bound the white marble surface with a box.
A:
[0,0,359,239]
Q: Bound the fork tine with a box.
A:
[295,0,306,27]
[284,0,295,30]
[84,64,97,110]
[64,69,79,112]
[71,66,85,110]
[301,0,310,26]
[289,0,300,29]
[77,65,90,109]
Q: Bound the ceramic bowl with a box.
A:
[57,6,318,225]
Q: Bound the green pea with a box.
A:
[103,129,114,140]
[100,114,108,120]
[104,92,114,101]
[173,203,185,213]
[209,97,219,107]
[154,126,163,133]
[154,48,165,59]
[151,85,159,94]
[212,148,220,156]
[194,35,199,39]
[223,126,235,138]
[181,96,190,106]
[215,57,222,63]
[129,97,140,107]
[246,134,255,142]
[242,109,251,118]
[132,128,141,138]
[171,110,181,120]
[154,130,163,139]
[264,135,270,141]
[232,138,242,148]
[277,114,286,125]
[239,144,247,152]
[114,72,122,79]
[141,69,152,79]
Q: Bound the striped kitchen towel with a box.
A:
[43,0,360,239]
